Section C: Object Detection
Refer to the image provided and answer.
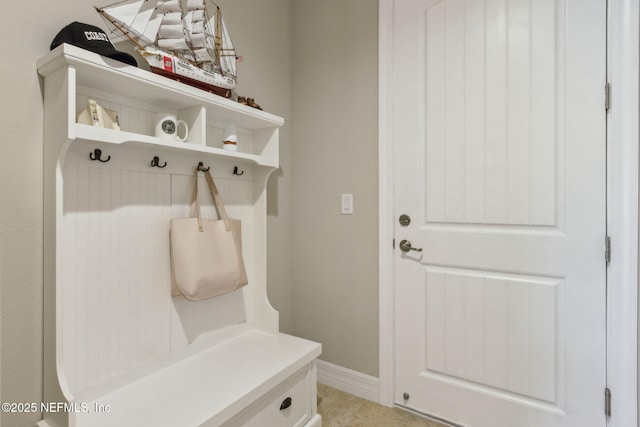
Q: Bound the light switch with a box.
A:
[341,194,353,215]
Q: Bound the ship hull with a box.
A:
[141,49,235,98]
[149,66,232,98]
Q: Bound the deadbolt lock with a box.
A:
[399,214,411,226]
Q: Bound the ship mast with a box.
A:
[95,6,145,50]
[214,5,223,71]
[212,3,236,78]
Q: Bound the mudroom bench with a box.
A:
[37,45,321,427]
[71,325,321,426]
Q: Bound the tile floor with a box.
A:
[317,384,447,427]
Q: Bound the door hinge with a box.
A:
[605,82,611,111]
[393,238,395,249]
[605,236,611,265]
[605,387,611,416]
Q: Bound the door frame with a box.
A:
[377,1,639,426]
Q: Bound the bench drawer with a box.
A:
[221,364,315,427]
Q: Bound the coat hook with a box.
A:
[197,161,210,172]
[233,166,244,176]
[151,156,167,168]
[89,148,111,163]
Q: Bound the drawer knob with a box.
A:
[280,397,292,411]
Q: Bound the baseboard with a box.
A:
[305,414,322,427]
[316,359,379,403]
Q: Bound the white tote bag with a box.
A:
[170,167,248,301]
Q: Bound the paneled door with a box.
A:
[392,0,607,426]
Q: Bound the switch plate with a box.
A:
[341,194,353,214]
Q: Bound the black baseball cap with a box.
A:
[50,22,137,67]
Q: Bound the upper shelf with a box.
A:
[37,44,285,132]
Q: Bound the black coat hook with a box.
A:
[89,148,111,162]
[197,161,210,172]
[233,166,244,176]
[151,156,167,168]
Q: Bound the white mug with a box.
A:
[155,113,189,142]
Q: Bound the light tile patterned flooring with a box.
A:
[317,384,447,427]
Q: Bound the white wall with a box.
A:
[290,0,379,377]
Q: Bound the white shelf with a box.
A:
[38,44,282,168]
[74,124,278,168]
[38,44,284,131]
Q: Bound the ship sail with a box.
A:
[96,0,162,48]
[184,0,215,64]
[218,13,235,77]
[96,0,237,96]
[181,0,236,77]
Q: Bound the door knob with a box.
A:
[399,239,422,252]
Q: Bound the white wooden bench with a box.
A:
[38,45,322,427]
[70,325,321,426]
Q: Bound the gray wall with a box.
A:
[290,0,379,377]
[1,3,86,426]
[215,0,296,334]
[0,1,379,425]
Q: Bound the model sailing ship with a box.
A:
[96,0,237,98]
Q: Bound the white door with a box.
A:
[392,1,607,426]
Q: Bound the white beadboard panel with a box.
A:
[463,0,487,224]
[425,272,446,374]
[424,267,559,403]
[443,0,466,224]
[443,272,466,378]
[425,1,447,222]
[169,174,253,347]
[424,0,557,226]
[529,0,558,226]
[506,0,532,225]
[463,274,485,384]
[61,162,256,392]
[483,0,508,224]
[484,277,508,390]
[171,290,247,346]
[62,164,173,394]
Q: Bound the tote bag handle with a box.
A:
[189,167,232,232]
